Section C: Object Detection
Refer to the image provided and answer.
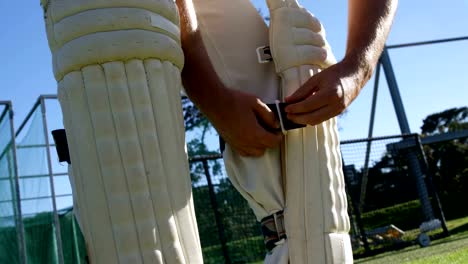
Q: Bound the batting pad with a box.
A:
[194,0,352,263]
[194,0,352,264]
[267,0,352,263]
[42,0,202,263]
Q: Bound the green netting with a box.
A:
[190,159,266,263]
[0,104,23,263]
[19,209,87,264]
[7,101,87,264]
[16,106,57,264]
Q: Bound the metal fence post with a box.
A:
[40,97,65,264]
[381,50,435,222]
[360,64,382,209]
[380,48,411,134]
[9,105,28,264]
[202,160,231,264]
[1,102,28,264]
[406,152,435,221]
[416,136,449,236]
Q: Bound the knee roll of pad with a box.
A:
[42,0,184,81]
[267,0,336,73]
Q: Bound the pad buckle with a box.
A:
[261,210,287,251]
[256,46,273,63]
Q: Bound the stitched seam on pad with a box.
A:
[60,81,97,260]
[169,64,193,206]
[302,120,308,262]
[140,60,168,263]
[53,6,176,25]
[91,65,126,263]
[298,68,309,263]
[143,59,181,262]
[103,63,145,264]
[318,123,328,261]
[124,60,164,260]
[160,61,190,261]
[332,118,347,231]
[169,62,201,255]
[118,62,147,261]
[66,91,94,260]
[80,69,120,261]
[54,28,180,54]
[329,119,344,231]
[53,28,183,81]
[57,57,182,83]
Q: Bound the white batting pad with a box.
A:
[43,0,202,263]
[193,0,353,262]
[267,0,352,263]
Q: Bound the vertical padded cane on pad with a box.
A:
[44,0,203,263]
[267,0,352,263]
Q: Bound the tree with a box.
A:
[421,107,468,219]
[421,107,468,136]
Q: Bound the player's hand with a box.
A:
[209,89,282,157]
[284,56,372,126]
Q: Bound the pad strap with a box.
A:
[261,210,287,251]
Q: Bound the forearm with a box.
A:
[175,0,226,118]
[345,0,398,80]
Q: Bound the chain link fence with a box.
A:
[341,134,449,256]
[189,155,265,263]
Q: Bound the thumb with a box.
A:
[253,99,280,130]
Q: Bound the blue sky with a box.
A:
[1,0,467,141]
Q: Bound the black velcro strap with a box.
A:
[51,129,71,164]
[266,102,306,131]
[261,210,287,251]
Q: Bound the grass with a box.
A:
[355,232,468,264]
[250,216,468,264]
[355,216,468,264]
